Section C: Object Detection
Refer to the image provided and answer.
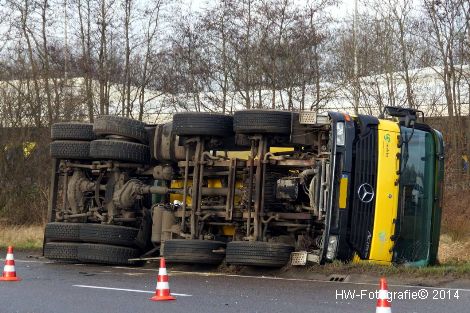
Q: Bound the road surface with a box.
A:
[0,253,469,313]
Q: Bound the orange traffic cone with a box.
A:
[0,246,21,282]
[150,257,176,301]
[376,277,391,313]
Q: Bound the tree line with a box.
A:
[0,0,470,224]
[0,0,468,122]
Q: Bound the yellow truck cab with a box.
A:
[331,107,444,266]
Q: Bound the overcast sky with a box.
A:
[180,0,357,18]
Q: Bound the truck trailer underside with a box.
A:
[44,108,443,268]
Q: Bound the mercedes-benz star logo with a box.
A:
[357,183,375,203]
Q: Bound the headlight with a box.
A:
[326,235,338,260]
[336,122,345,146]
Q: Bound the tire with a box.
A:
[89,139,150,164]
[77,243,140,265]
[94,115,148,144]
[226,241,294,267]
[172,112,233,137]
[51,122,95,141]
[233,110,293,134]
[44,223,81,242]
[50,140,90,159]
[80,224,139,247]
[44,242,80,261]
[162,239,226,265]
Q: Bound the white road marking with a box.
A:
[112,266,470,293]
[73,284,192,297]
[9,258,467,293]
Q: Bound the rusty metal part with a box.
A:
[309,172,319,216]
[175,210,229,219]
[152,165,174,180]
[261,215,278,224]
[153,122,187,161]
[47,159,60,223]
[195,145,206,237]
[66,170,95,214]
[258,151,274,240]
[246,142,256,237]
[270,222,309,227]
[269,159,317,167]
[180,147,190,231]
[317,159,331,220]
[225,158,237,220]
[199,213,214,221]
[203,170,247,176]
[64,160,146,170]
[190,138,204,239]
[151,205,165,243]
[64,212,91,220]
[266,212,313,219]
[253,137,268,241]
[177,159,246,168]
[189,187,241,197]
[62,169,69,213]
[242,212,312,220]
[94,171,104,208]
[146,184,240,197]
[113,179,142,209]
[200,205,241,210]
[202,151,223,161]
[104,169,123,219]
[143,185,171,194]
[261,215,278,239]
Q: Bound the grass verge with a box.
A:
[316,260,470,279]
[0,224,44,250]
[0,224,468,280]
[308,234,470,279]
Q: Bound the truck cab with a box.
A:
[322,107,444,266]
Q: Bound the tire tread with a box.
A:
[50,140,90,159]
[93,115,148,144]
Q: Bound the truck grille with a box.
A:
[349,127,378,259]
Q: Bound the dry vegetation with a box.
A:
[438,234,470,264]
[0,224,44,250]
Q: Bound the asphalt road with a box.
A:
[0,253,469,313]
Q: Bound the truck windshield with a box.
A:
[394,127,435,266]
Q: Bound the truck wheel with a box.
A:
[226,241,294,267]
[77,243,140,265]
[44,242,80,261]
[79,224,139,247]
[172,112,233,137]
[93,115,148,144]
[50,141,91,160]
[162,239,226,265]
[233,110,293,135]
[51,122,95,141]
[89,139,150,164]
[44,222,81,242]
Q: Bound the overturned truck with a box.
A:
[44,107,444,267]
